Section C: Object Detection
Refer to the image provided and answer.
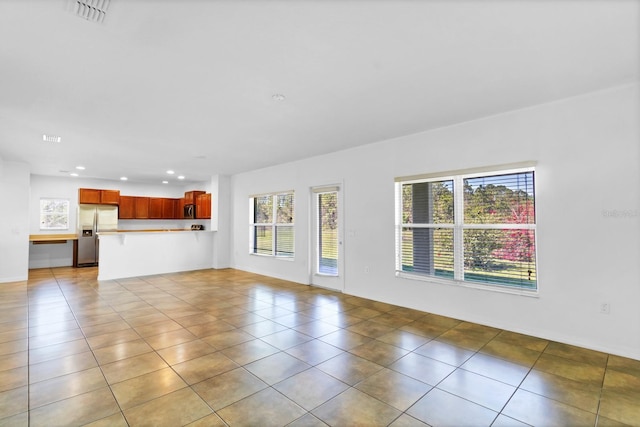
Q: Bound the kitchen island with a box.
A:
[97,230,213,280]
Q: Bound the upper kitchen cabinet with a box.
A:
[118,196,135,219]
[79,188,120,205]
[196,193,211,219]
[184,191,205,205]
[119,196,150,219]
[135,197,150,219]
[162,198,178,219]
[149,198,163,219]
[79,188,101,204]
[177,198,186,219]
[148,197,179,219]
[101,190,120,204]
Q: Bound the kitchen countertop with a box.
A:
[99,229,207,234]
[29,230,206,242]
[29,234,78,242]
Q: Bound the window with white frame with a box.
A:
[395,167,537,290]
[250,192,294,257]
[40,198,70,230]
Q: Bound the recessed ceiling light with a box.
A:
[43,134,62,143]
[166,170,175,175]
[272,94,286,101]
[177,175,185,180]
[70,173,79,177]
[76,166,85,170]
[120,177,128,181]
[162,181,168,184]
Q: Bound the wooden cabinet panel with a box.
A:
[79,188,120,205]
[149,198,163,219]
[162,198,178,219]
[184,191,205,205]
[101,190,120,204]
[177,198,186,219]
[173,198,181,219]
[205,193,211,218]
[119,196,135,219]
[196,193,211,219]
[110,192,205,220]
[135,197,150,219]
[79,188,101,204]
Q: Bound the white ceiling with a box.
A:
[0,0,638,184]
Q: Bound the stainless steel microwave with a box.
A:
[184,204,195,219]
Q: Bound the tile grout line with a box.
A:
[55,268,130,426]
[491,337,551,426]
[18,268,636,426]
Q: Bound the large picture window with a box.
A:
[396,167,537,291]
[250,192,294,258]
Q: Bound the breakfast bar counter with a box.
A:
[97,230,213,281]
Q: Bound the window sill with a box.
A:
[250,253,295,261]
[395,271,539,297]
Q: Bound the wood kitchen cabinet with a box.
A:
[184,191,205,205]
[162,198,178,219]
[149,198,163,219]
[149,197,179,219]
[115,192,193,220]
[196,193,211,219]
[79,188,120,205]
[101,189,120,204]
[134,197,150,219]
[118,196,135,219]
[119,196,150,219]
[177,198,186,219]
[79,188,101,204]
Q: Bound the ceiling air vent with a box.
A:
[43,134,62,143]
[73,0,110,24]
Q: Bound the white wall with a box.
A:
[28,175,211,268]
[230,83,640,360]
[211,174,231,269]
[0,160,30,282]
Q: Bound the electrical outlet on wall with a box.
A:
[600,303,610,314]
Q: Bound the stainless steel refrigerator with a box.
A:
[77,204,118,266]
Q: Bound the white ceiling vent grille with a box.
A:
[74,0,110,24]
[43,134,62,143]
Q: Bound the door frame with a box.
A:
[309,183,344,292]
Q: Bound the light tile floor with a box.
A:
[1,267,639,426]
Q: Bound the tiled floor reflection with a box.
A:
[1,267,639,426]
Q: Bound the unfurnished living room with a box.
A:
[0,1,639,426]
